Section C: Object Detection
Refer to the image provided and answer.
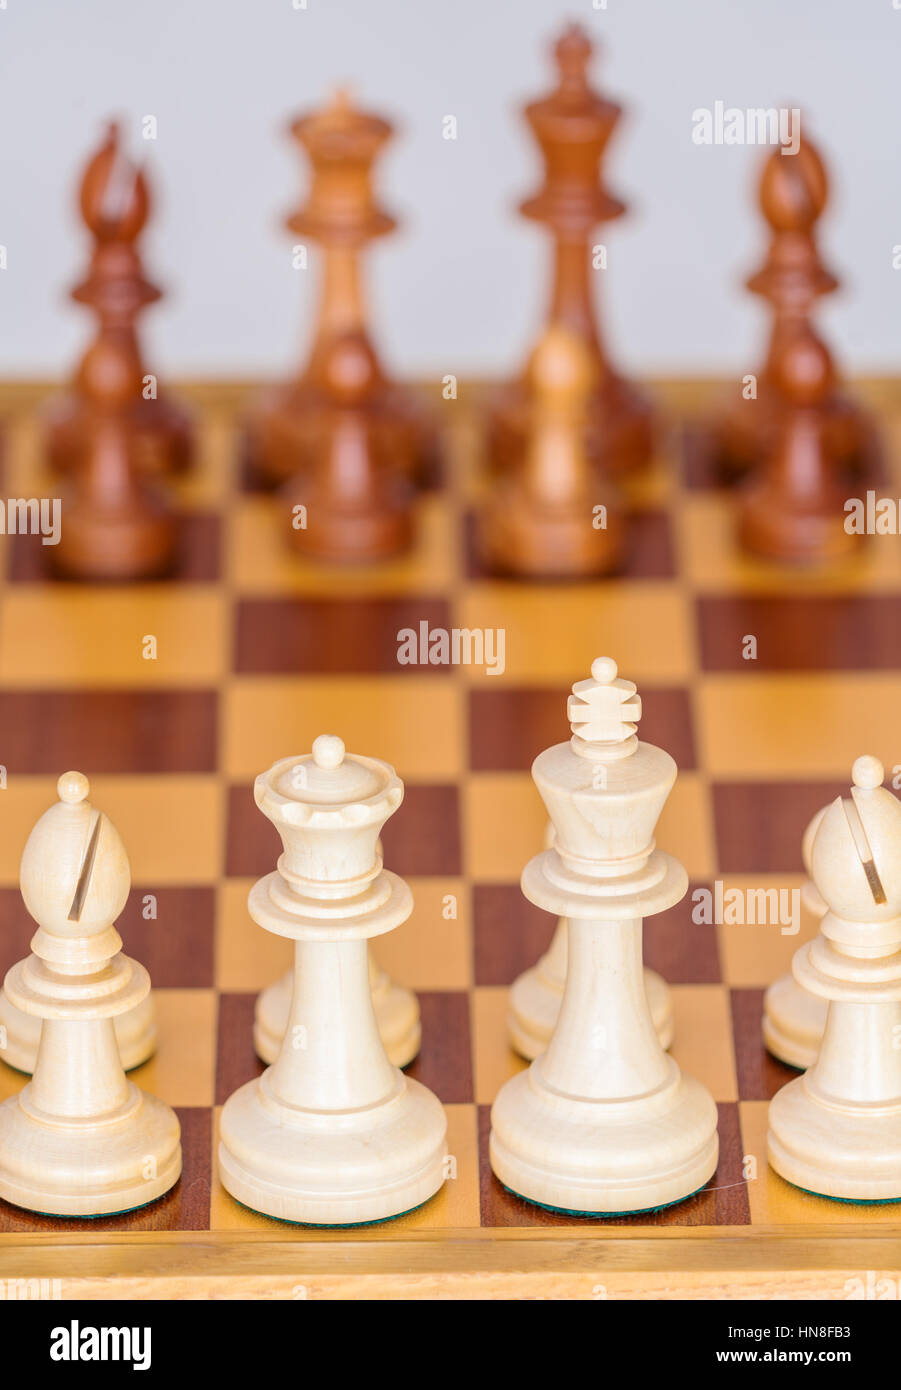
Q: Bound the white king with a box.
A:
[490,658,719,1215]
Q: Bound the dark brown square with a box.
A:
[117,887,216,989]
[0,1107,211,1232]
[0,888,31,979]
[731,987,800,1101]
[0,691,217,774]
[406,991,473,1103]
[473,884,552,987]
[680,419,728,490]
[225,784,279,877]
[478,1102,749,1227]
[696,596,901,671]
[468,685,696,773]
[234,598,453,675]
[645,887,722,984]
[712,781,844,873]
[215,993,264,1106]
[380,784,461,876]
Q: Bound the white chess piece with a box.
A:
[762,805,829,1069]
[508,826,674,1059]
[490,658,719,1215]
[0,989,155,1075]
[768,755,901,1201]
[0,772,180,1216]
[219,736,447,1225]
[254,950,419,1068]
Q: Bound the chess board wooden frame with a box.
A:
[1,379,901,1299]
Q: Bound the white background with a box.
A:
[0,0,898,379]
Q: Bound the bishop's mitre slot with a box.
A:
[842,795,886,905]
[68,812,102,922]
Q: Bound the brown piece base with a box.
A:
[738,485,859,566]
[488,376,654,478]
[51,501,177,581]
[718,390,869,482]
[480,488,623,578]
[46,393,193,477]
[282,484,413,565]
[248,382,428,489]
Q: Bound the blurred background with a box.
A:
[0,0,898,381]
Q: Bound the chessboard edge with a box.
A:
[0,1230,899,1300]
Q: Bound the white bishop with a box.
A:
[0,772,180,1216]
[768,755,901,1201]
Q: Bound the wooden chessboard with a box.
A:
[1,377,901,1300]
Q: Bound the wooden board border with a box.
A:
[1,1229,900,1299]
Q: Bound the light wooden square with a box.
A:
[457,583,694,684]
[0,589,227,686]
[670,984,737,1102]
[131,989,216,1108]
[471,985,526,1106]
[716,875,812,987]
[223,676,464,783]
[698,674,901,779]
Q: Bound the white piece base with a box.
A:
[490,1058,718,1215]
[762,974,826,1071]
[219,1071,447,1225]
[509,963,673,1060]
[0,987,157,1075]
[0,1083,181,1217]
[253,965,420,1069]
[768,1077,901,1202]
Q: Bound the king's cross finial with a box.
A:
[567,656,641,747]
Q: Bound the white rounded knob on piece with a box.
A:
[312,734,345,770]
[58,770,90,804]
[852,754,884,790]
[590,656,618,684]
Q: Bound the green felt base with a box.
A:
[786,1178,901,1206]
[233,1195,428,1228]
[7,1193,166,1219]
[502,1183,706,1218]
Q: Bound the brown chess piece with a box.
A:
[51,329,176,582]
[282,330,414,564]
[45,122,192,477]
[480,325,623,577]
[488,24,654,478]
[249,90,427,488]
[719,130,868,478]
[738,323,858,566]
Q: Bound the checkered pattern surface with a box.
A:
[1,378,901,1247]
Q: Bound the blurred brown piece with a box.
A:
[480,324,623,577]
[738,322,858,565]
[718,130,868,478]
[488,24,654,478]
[45,122,192,478]
[52,330,176,581]
[282,330,415,564]
[249,90,428,491]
